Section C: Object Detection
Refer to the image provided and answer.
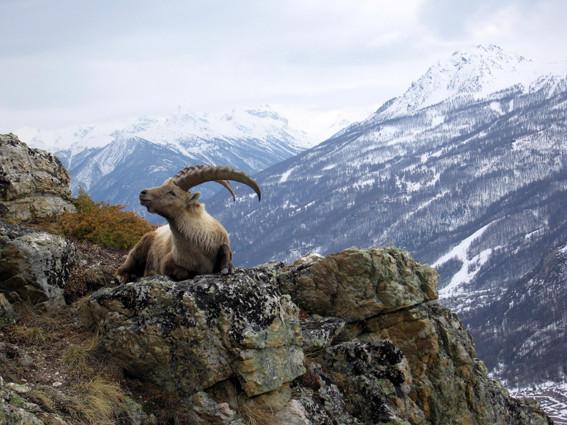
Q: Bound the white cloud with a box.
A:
[0,0,565,143]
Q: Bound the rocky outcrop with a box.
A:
[85,247,551,424]
[0,222,75,305]
[280,248,437,320]
[84,270,306,423]
[0,134,75,223]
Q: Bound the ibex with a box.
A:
[117,165,261,282]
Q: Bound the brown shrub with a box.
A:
[57,190,154,250]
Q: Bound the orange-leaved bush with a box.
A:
[59,190,154,250]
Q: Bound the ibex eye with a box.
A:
[168,191,176,197]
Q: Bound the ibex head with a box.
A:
[139,165,261,220]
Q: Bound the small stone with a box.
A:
[52,381,63,387]
[7,382,31,393]
[0,293,16,326]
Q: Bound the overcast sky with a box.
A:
[1,0,566,143]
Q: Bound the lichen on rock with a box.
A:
[82,246,551,424]
[278,247,551,425]
[84,269,305,404]
[0,221,75,305]
[0,133,75,223]
[279,247,437,321]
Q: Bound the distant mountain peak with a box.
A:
[20,106,307,153]
[376,44,561,119]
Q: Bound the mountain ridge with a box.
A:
[20,107,307,220]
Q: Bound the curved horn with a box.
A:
[217,180,236,201]
[172,165,261,200]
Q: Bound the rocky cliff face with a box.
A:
[0,134,75,223]
[82,248,550,425]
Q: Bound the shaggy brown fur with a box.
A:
[117,166,258,282]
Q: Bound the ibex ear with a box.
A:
[187,192,201,205]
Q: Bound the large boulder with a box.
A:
[84,269,305,403]
[280,247,437,321]
[0,222,75,305]
[0,133,75,223]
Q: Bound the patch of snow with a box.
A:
[430,113,445,127]
[489,101,504,115]
[524,228,545,240]
[279,168,294,183]
[352,178,375,190]
[434,221,499,297]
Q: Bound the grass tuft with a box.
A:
[10,325,49,345]
[62,335,99,377]
[70,377,127,425]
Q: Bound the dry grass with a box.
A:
[31,190,154,250]
[69,377,127,425]
[28,388,57,412]
[239,403,276,425]
[10,324,51,345]
[62,334,100,377]
[2,301,142,424]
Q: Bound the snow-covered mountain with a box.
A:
[378,44,548,119]
[22,108,306,220]
[206,45,567,385]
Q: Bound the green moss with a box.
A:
[9,393,26,408]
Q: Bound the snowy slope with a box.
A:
[459,241,567,387]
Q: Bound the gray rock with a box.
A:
[0,294,15,327]
[82,247,552,424]
[0,134,75,223]
[187,392,245,425]
[279,247,437,321]
[84,269,305,399]
[293,362,364,425]
[271,399,311,425]
[0,375,69,425]
[301,317,345,354]
[0,222,75,305]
